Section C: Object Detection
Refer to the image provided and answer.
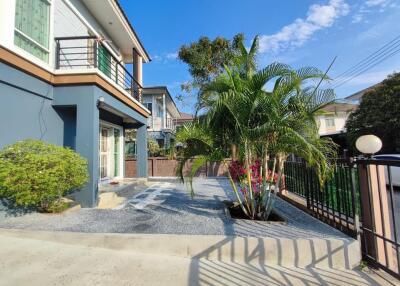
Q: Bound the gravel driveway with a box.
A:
[0,178,351,239]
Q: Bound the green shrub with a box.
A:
[148,138,161,157]
[0,140,88,212]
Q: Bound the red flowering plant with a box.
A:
[228,159,285,219]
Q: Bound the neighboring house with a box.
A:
[0,0,151,207]
[175,112,195,131]
[316,102,358,156]
[317,102,358,136]
[142,86,181,149]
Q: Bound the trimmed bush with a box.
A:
[0,140,88,212]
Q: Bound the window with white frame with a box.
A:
[144,102,153,114]
[325,117,335,128]
[14,0,51,62]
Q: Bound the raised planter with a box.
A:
[223,201,287,224]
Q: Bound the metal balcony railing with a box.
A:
[55,36,141,101]
[164,118,175,132]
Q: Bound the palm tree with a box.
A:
[177,36,337,220]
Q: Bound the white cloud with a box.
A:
[259,0,349,54]
[352,13,363,23]
[365,0,391,7]
[151,52,178,62]
[166,52,178,60]
[352,0,393,23]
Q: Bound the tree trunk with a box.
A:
[231,144,238,161]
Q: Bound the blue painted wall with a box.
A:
[0,63,63,148]
[55,107,77,150]
[0,62,148,207]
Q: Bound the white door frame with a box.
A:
[99,120,124,181]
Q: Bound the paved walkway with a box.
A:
[0,178,351,239]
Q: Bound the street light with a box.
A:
[355,135,382,156]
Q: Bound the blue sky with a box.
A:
[119,0,400,114]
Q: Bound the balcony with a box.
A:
[163,118,176,132]
[55,36,141,101]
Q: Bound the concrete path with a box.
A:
[0,229,393,286]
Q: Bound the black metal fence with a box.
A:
[284,159,360,237]
[284,158,400,279]
[55,36,141,101]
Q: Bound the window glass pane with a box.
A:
[145,103,152,114]
[14,0,50,62]
[325,117,335,127]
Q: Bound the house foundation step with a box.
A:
[0,229,361,270]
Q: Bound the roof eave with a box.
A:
[113,0,151,62]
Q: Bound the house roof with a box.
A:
[321,102,358,113]
[179,112,194,120]
[81,0,151,63]
[142,86,180,118]
[345,82,381,102]
[113,0,151,62]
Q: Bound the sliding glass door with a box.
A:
[99,122,123,181]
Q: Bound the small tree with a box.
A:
[178,34,245,85]
[0,140,88,212]
[346,72,400,153]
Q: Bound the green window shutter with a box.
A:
[98,45,112,78]
[14,0,50,62]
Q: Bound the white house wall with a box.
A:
[62,0,120,55]
[54,0,90,39]
[317,112,349,135]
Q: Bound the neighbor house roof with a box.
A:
[179,112,194,120]
[345,83,382,102]
[321,102,358,113]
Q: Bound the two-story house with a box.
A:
[317,102,358,136]
[0,0,151,207]
[316,102,358,156]
[142,86,181,150]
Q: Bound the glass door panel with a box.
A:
[100,127,110,179]
[113,128,120,177]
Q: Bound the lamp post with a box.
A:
[355,134,393,268]
[355,134,382,158]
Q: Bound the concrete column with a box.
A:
[162,94,166,129]
[133,51,143,86]
[358,164,395,270]
[74,96,99,207]
[136,124,148,178]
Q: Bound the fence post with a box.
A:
[357,161,394,270]
[93,41,98,68]
[350,160,360,241]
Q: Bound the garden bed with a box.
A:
[224,201,287,224]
